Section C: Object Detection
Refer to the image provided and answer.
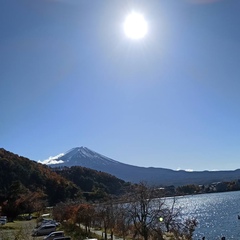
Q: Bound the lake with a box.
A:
[171,191,240,239]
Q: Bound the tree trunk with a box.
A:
[104,227,107,240]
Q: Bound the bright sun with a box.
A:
[123,11,148,40]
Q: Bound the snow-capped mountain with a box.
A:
[39,146,174,184]
[39,147,240,186]
[40,147,121,168]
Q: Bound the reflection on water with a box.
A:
[167,191,240,239]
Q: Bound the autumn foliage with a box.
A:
[0,148,130,219]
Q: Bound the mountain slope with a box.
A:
[41,147,240,186]
[0,148,131,205]
[0,148,80,205]
[54,166,130,201]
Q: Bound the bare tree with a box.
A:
[62,182,198,240]
[75,203,95,233]
[122,182,197,240]
[171,217,198,240]
[161,197,182,232]
[95,201,115,240]
[124,183,165,240]
[114,203,132,240]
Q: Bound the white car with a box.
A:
[43,231,64,240]
[53,237,71,240]
[0,219,6,225]
[0,216,7,225]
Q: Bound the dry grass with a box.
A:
[0,219,42,240]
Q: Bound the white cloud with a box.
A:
[176,168,193,172]
[38,153,64,165]
[176,168,221,172]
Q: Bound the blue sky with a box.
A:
[1,0,240,171]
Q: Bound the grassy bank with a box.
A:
[0,220,41,240]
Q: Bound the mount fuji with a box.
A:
[39,147,240,186]
[41,147,121,169]
[39,146,177,184]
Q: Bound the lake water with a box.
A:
[171,191,240,240]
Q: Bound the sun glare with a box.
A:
[123,11,148,40]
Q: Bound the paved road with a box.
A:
[87,226,123,240]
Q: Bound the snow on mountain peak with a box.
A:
[39,147,120,166]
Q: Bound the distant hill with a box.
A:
[40,147,240,186]
[53,166,130,201]
[0,148,79,205]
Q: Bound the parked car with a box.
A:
[38,219,60,227]
[43,231,64,240]
[0,216,7,225]
[25,214,32,220]
[32,224,56,236]
[53,237,71,240]
[0,219,6,225]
